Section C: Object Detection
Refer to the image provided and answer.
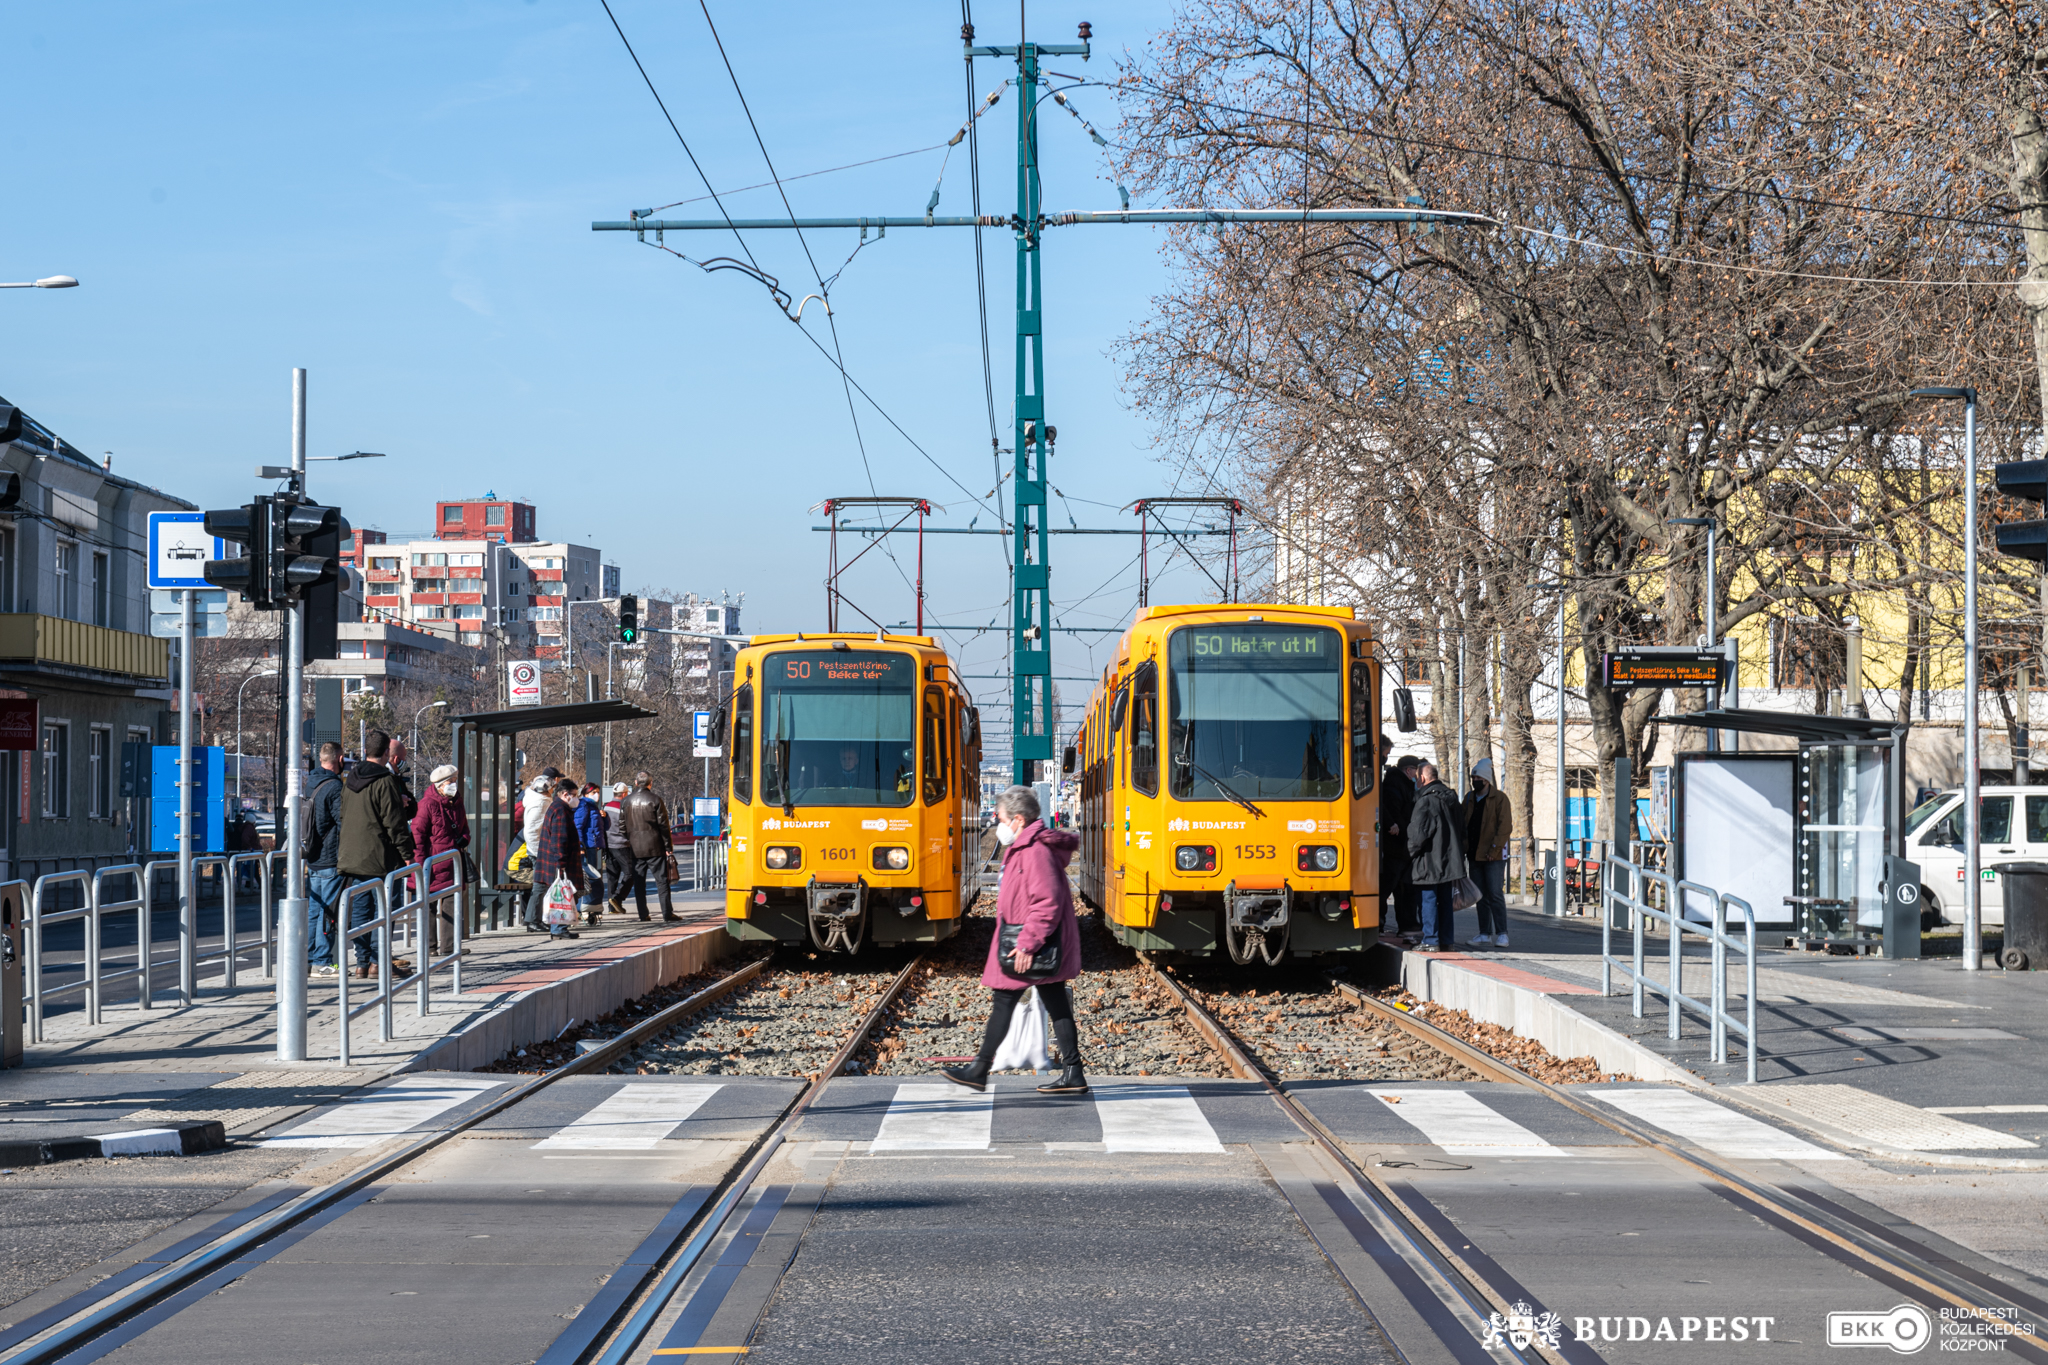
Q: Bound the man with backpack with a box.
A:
[303,742,345,976]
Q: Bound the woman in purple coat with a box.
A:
[941,785,1088,1096]
[410,764,471,956]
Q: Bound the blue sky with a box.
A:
[6,2,1245,732]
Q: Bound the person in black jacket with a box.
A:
[1405,762,1468,951]
[1378,738,1419,938]
[304,743,345,976]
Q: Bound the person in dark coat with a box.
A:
[941,785,1088,1096]
[621,772,678,923]
[526,777,585,940]
[1405,761,1467,952]
[409,764,471,955]
[602,781,632,913]
[305,743,345,974]
[1378,737,1418,939]
[336,730,416,978]
[1461,758,1515,949]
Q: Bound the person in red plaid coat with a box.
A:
[525,777,585,941]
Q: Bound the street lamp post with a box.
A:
[1913,386,1982,971]
[235,670,280,800]
[413,700,447,777]
[0,276,78,289]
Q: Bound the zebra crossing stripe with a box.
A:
[1591,1088,1844,1161]
[533,1084,725,1150]
[257,1076,503,1149]
[871,1084,993,1151]
[1093,1084,1226,1154]
[1372,1090,1571,1157]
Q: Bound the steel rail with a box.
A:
[585,953,924,1365]
[1135,956,1546,1365]
[1326,980,2048,1356]
[0,953,776,1365]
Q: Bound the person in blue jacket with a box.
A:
[573,782,608,926]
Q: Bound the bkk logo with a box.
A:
[1826,1305,1931,1354]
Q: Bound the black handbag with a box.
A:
[998,923,1059,979]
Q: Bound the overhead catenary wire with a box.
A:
[598,1,1004,525]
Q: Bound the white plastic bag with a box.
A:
[990,989,1054,1072]
[542,875,577,926]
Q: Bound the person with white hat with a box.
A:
[602,780,632,914]
[1462,757,1515,948]
[410,762,472,956]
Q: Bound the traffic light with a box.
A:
[619,594,639,644]
[204,498,273,608]
[269,499,340,604]
[1995,460,2048,562]
[301,513,347,663]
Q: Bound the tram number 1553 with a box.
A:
[1233,844,1277,860]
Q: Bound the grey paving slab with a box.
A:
[96,1260,623,1365]
[267,1184,684,1265]
[745,1148,1405,1365]
[1394,1151,1986,1362]
[0,1072,237,1141]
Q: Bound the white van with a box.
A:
[1903,786,2048,928]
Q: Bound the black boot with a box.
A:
[941,1059,992,1092]
[1036,1062,1088,1095]
[661,911,681,923]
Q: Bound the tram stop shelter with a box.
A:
[452,699,660,929]
[1650,706,1918,956]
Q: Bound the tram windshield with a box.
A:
[1167,624,1343,803]
[760,651,916,808]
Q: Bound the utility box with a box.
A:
[1883,854,1923,960]
[0,881,21,1068]
[150,746,225,855]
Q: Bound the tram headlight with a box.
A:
[1175,844,1217,873]
[873,846,911,871]
[1297,845,1339,872]
[764,846,801,870]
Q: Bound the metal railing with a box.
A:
[336,850,468,1067]
[1601,854,1759,1084]
[692,838,728,892]
[24,851,289,1037]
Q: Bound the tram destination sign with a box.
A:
[1603,649,1730,689]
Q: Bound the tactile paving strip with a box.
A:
[1760,1084,2038,1151]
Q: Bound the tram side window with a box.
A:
[731,684,753,804]
[1350,660,1376,798]
[922,687,950,805]
[1130,662,1160,797]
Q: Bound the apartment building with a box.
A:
[0,398,187,876]
[434,494,536,544]
[504,541,607,659]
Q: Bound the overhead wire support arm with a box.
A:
[593,208,1490,233]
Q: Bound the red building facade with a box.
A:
[434,495,535,543]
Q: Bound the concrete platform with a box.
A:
[0,896,734,1156]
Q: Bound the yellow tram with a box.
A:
[720,633,983,953]
[1073,604,1381,963]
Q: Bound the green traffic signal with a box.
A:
[619,593,639,644]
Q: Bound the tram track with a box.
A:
[1143,956,2048,1364]
[0,952,923,1365]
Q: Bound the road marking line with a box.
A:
[255,1076,503,1149]
[1092,1084,1226,1153]
[1590,1088,1844,1160]
[1927,1105,2048,1115]
[533,1083,723,1150]
[652,1350,749,1356]
[870,1084,993,1151]
[1370,1090,1571,1156]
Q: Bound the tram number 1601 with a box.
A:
[818,847,855,862]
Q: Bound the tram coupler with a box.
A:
[806,876,869,953]
[1225,880,1293,965]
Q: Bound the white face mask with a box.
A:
[438,781,458,797]
[995,819,1020,846]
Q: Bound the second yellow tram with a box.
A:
[720,633,983,953]
[1073,604,1381,963]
